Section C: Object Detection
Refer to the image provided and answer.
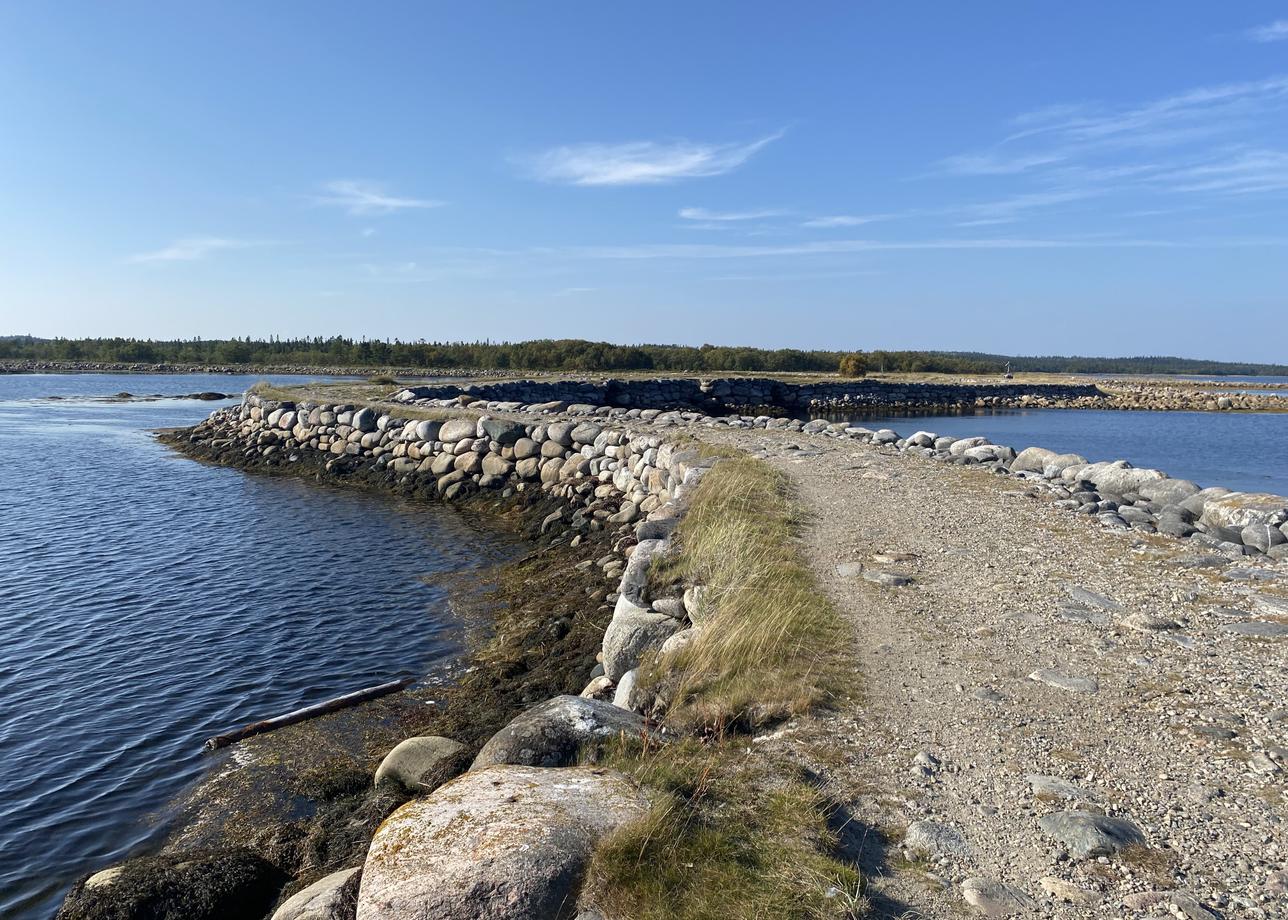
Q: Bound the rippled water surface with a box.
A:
[0,374,517,919]
[840,408,1288,495]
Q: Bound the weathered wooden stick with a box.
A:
[203,677,415,751]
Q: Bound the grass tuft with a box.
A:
[647,456,847,731]
[586,737,864,920]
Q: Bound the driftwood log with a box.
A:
[203,677,415,751]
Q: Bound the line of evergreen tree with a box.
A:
[0,336,1283,377]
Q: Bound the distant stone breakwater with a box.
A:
[395,375,1102,414]
[392,382,1288,563]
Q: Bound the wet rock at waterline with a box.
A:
[56,849,286,920]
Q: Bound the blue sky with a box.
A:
[1,3,1287,360]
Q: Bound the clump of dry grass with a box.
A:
[648,456,847,731]
[585,737,864,920]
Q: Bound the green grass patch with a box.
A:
[647,456,847,731]
[585,738,864,920]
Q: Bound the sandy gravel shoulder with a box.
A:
[701,426,1287,920]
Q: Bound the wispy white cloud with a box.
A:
[679,206,786,221]
[961,188,1101,222]
[938,152,1067,175]
[1002,76,1288,147]
[1248,20,1288,42]
[523,131,783,185]
[1155,148,1288,194]
[553,286,597,296]
[129,237,260,263]
[800,214,887,228]
[316,180,445,216]
[555,236,1199,261]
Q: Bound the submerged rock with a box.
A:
[357,765,647,920]
[57,848,285,920]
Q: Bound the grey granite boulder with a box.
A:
[358,765,647,920]
[472,695,649,770]
[437,418,477,443]
[374,736,469,793]
[271,867,360,920]
[1200,492,1288,530]
[1037,810,1145,858]
[1010,446,1058,473]
[480,418,525,445]
[602,596,681,681]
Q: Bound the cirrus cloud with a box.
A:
[315,179,445,216]
[523,131,783,185]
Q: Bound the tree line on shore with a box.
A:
[1,335,1284,377]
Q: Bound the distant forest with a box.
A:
[1,335,1285,377]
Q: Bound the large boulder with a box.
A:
[271,867,361,920]
[357,765,647,920]
[948,437,990,456]
[57,849,286,920]
[1138,478,1201,507]
[438,418,477,443]
[1011,446,1059,474]
[1085,462,1166,497]
[512,437,540,460]
[472,695,648,770]
[1041,453,1088,478]
[1179,487,1231,518]
[601,597,681,681]
[412,419,441,442]
[375,736,469,793]
[480,418,525,445]
[1199,492,1288,531]
[1037,810,1145,859]
[352,407,378,433]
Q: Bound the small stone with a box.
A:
[863,570,911,587]
[960,877,1036,917]
[1120,612,1180,632]
[1222,621,1288,639]
[1028,669,1099,694]
[904,819,969,857]
[1025,774,1095,801]
[1038,876,1101,905]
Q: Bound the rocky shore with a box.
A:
[58,377,1287,920]
[61,392,727,920]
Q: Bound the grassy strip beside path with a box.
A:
[587,453,863,919]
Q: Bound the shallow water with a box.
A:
[838,407,1288,495]
[0,374,517,919]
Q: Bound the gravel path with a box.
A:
[705,428,1287,919]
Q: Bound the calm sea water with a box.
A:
[841,407,1288,495]
[0,374,517,919]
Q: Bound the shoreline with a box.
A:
[57,380,1287,920]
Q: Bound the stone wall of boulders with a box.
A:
[393,376,1102,414]
[67,392,730,920]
